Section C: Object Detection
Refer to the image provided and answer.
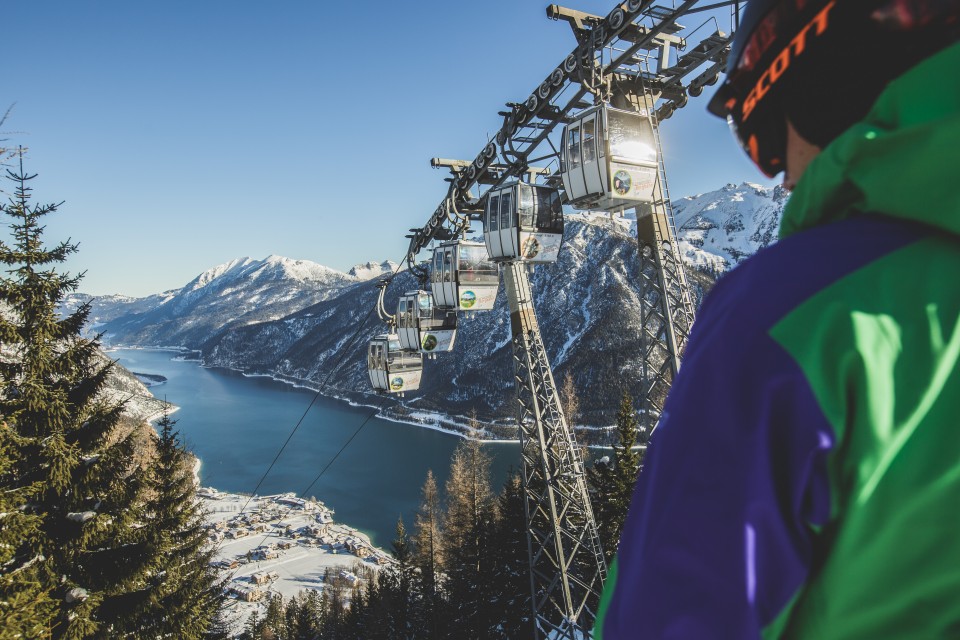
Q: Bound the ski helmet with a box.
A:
[708,0,960,177]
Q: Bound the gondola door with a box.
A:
[565,124,587,199]
[485,192,503,259]
[581,112,604,197]
[497,188,517,259]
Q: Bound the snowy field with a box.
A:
[200,489,393,633]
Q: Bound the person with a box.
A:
[594,0,959,637]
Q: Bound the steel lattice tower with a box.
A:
[504,262,607,638]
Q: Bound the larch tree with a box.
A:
[412,469,445,639]
[0,158,156,637]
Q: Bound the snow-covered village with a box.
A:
[198,490,392,632]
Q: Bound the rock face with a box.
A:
[91,256,357,348]
[77,182,787,429]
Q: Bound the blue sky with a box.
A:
[4,0,769,297]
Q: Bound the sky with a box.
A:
[3,0,771,297]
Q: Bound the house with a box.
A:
[230,585,264,602]
[251,571,280,586]
[277,496,307,510]
[338,570,359,586]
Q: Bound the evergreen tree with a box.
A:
[321,585,346,639]
[488,472,534,640]
[587,389,645,564]
[260,593,287,640]
[242,609,262,639]
[0,159,157,637]
[136,408,224,638]
[379,517,418,640]
[412,470,445,639]
[442,439,498,638]
[0,420,56,639]
[290,590,323,640]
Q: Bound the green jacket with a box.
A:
[597,41,960,638]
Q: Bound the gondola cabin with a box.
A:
[396,291,457,356]
[561,105,659,211]
[367,334,422,395]
[483,182,563,263]
[431,240,499,311]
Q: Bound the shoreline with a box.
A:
[110,344,616,446]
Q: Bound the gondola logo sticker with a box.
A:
[613,170,631,196]
[460,290,477,308]
[522,237,541,259]
[421,334,438,351]
[390,377,404,391]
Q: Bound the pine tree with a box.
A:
[442,438,498,638]
[0,158,157,637]
[380,517,418,640]
[135,408,224,638]
[412,470,445,639]
[587,389,645,564]
[488,472,534,639]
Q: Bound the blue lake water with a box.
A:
[111,349,522,549]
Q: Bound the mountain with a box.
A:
[61,292,177,331]
[671,181,789,271]
[91,256,358,348]
[78,182,787,430]
[348,260,401,281]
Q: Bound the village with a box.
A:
[199,488,394,630]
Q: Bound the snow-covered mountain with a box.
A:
[79,182,787,429]
[91,256,358,348]
[672,181,789,271]
[348,260,401,281]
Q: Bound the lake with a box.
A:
[111,349,522,549]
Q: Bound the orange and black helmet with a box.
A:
[708,0,959,177]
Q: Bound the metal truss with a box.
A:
[635,189,696,434]
[505,263,606,639]
[406,0,735,261]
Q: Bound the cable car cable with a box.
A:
[232,257,408,521]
